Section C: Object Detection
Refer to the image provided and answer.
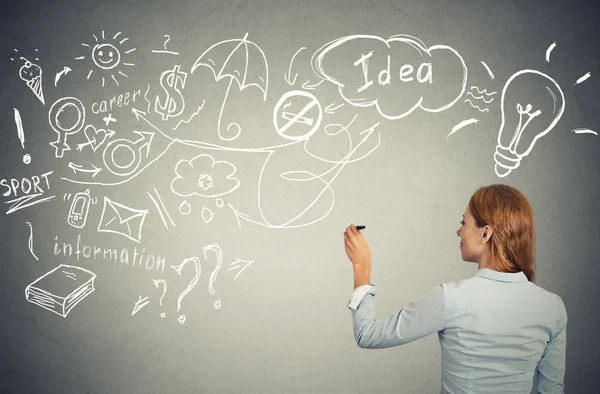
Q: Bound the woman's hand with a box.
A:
[344,224,372,288]
[344,224,372,268]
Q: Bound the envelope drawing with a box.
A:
[97,197,149,243]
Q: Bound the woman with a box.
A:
[344,184,567,393]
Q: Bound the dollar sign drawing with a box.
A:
[155,65,187,121]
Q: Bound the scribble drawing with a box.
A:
[14,108,25,149]
[26,221,39,261]
[61,103,369,231]
[154,65,187,121]
[25,264,96,318]
[97,197,149,243]
[132,296,150,316]
[103,113,116,126]
[171,154,240,198]
[470,86,497,96]
[170,257,201,324]
[153,279,167,306]
[465,87,496,113]
[574,72,591,86]
[448,118,479,138]
[48,97,86,158]
[5,194,56,215]
[76,30,136,87]
[228,116,381,228]
[203,243,223,310]
[480,61,495,79]
[153,189,174,226]
[572,128,597,135]
[147,188,175,229]
[67,189,92,228]
[18,57,45,104]
[311,34,467,120]
[229,258,253,281]
[201,207,214,223]
[62,109,178,186]
[173,100,205,131]
[464,99,489,113]
[14,108,31,164]
[62,107,298,187]
[466,91,494,104]
[191,32,269,141]
[144,85,152,113]
[545,42,556,63]
[179,200,192,215]
[494,69,565,177]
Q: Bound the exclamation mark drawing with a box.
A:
[14,108,31,164]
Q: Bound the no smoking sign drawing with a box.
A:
[273,90,323,141]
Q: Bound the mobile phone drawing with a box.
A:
[68,189,91,228]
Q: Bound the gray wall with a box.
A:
[1,0,598,392]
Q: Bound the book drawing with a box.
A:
[25,264,96,318]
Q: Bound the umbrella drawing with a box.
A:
[191,32,269,141]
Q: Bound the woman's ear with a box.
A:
[482,225,493,243]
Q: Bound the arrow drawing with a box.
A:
[302,80,323,90]
[54,66,72,86]
[132,296,150,316]
[62,108,177,186]
[284,47,305,86]
[68,162,102,177]
[325,102,344,114]
[133,130,154,158]
[228,258,254,281]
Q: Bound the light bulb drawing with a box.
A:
[494,69,565,177]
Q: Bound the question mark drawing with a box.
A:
[203,243,223,310]
[152,279,168,318]
[170,257,201,324]
[163,35,170,50]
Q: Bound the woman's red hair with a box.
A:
[469,184,536,282]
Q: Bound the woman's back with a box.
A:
[346,185,567,392]
[439,269,567,393]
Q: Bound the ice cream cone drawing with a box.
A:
[19,57,45,105]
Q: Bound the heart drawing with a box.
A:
[81,124,115,152]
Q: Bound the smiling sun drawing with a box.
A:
[75,31,136,87]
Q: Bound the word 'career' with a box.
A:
[91,88,143,114]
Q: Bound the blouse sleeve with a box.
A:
[351,284,447,349]
[536,294,567,393]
